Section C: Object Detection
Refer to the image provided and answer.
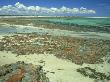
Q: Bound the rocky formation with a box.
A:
[0,61,49,82]
[0,33,110,65]
[77,67,110,81]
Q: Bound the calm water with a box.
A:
[41,17,110,27]
[0,17,110,35]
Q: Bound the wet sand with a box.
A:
[0,23,110,40]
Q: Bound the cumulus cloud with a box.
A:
[0,2,96,15]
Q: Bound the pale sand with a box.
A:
[0,35,3,39]
[0,51,110,82]
[0,51,94,82]
[1,51,110,82]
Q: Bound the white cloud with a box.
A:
[0,2,96,15]
[28,6,36,11]
[15,2,26,9]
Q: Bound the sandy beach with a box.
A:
[0,51,95,82]
[0,51,110,82]
[0,17,110,82]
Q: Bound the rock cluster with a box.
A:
[0,61,49,82]
[77,67,110,81]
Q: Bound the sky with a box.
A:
[0,0,110,16]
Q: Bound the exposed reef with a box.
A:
[0,33,109,65]
[0,61,49,82]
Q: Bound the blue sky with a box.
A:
[0,0,110,16]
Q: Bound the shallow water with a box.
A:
[0,26,17,34]
[40,17,110,27]
[0,25,110,40]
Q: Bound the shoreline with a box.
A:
[0,23,110,40]
[0,17,110,82]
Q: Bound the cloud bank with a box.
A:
[0,2,96,15]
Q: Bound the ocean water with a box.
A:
[41,17,110,27]
[0,17,110,36]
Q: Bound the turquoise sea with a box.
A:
[0,17,110,34]
[41,17,110,27]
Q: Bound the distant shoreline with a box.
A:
[0,15,110,19]
[86,17,110,18]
